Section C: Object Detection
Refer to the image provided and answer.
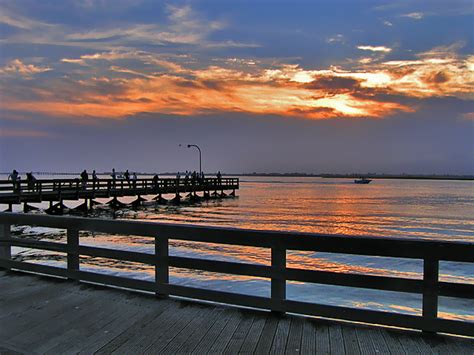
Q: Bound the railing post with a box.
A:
[0,223,12,270]
[422,257,439,333]
[155,236,169,298]
[67,228,79,279]
[271,242,286,314]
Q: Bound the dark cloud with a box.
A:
[304,77,362,94]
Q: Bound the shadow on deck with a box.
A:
[0,271,472,354]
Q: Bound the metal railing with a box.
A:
[0,213,473,336]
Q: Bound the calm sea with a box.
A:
[8,176,474,321]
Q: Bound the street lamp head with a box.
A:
[187,144,191,148]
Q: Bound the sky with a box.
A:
[0,0,473,174]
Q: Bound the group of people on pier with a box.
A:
[8,170,37,191]
[7,169,225,192]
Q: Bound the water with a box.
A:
[7,176,474,321]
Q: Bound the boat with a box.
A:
[354,177,372,184]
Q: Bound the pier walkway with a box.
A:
[1,271,473,354]
[0,177,239,211]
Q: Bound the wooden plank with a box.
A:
[396,331,436,354]
[238,313,267,354]
[0,260,69,278]
[169,255,272,278]
[36,293,132,354]
[342,325,361,354]
[67,228,79,277]
[95,305,178,354]
[356,327,390,355]
[300,320,317,354]
[0,278,70,319]
[155,236,168,297]
[78,245,155,264]
[2,290,102,345]
[439,282,474,299]
[147,305,214,354]
[381,330,407,355]
[175,308,225,353]
[314,322,330,354]
[97,302,181,354]
[4,238,67,253]
[269,316,291,353]
[206,311,244,353]
[328,324,345,354]
[285,317,304,354]
[191,308,235,354]
[75,303,160,354]
[422,258,439,325]
[224,312,255,353]
[254,316,279,353]
[286,267,423,294]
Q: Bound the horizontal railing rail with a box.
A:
[0,212,473,336]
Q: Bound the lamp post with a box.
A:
[180,144,202,174]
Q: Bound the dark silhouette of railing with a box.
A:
[0,213,473,336]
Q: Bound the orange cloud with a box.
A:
[1,44,472,121]
[0,59,51,76]
[0,128,51,137]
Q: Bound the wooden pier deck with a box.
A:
[1,271,473,354]
[0,177,239,211]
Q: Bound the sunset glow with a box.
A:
[0,0,473,174]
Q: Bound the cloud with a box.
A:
[0,128,51,137]
[326,34,345,44]
[401,12,424,20]
[0,7,55,30]
[461,112,474,121]
[0,4,245,50]
[2,42,473,121]
[383,20,393,26]
[0,59,51,76]
[357,45,392,53]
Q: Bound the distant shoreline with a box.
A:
[1,172,473,181]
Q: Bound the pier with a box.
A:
[0,212,473,350]
[1,271,473,354]
[0,177,239,213]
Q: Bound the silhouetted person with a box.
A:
[92,170,98,181]
[26,172,36,191]
[153,174,159,188]
[217,171,222,184]
[8,169,18,182]
[124,169,130,187]
[9,170,20,193]
[80,169,88,188]
[111,168,116,189]
[131,172,137,188]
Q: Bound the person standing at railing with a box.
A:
[200,171,205,185]
[131,172,137,188]
[92,170,98,181]
[26,172,36,191]
[124,170,131,187]
[217,171,222,185]
[111,168,117,189]
[152,174,159,188]
[8,169,20,193]
[80,170,89,188]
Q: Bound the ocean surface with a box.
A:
[7,176,474,321]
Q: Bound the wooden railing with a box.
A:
[0,177,239,195]
[0,213,473,336]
